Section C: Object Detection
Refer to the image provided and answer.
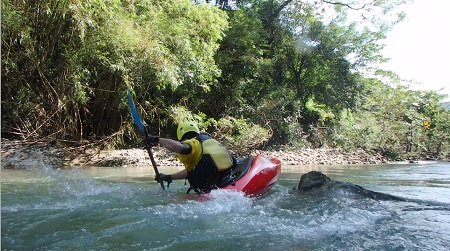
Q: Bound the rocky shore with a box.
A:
[1,139,391,169]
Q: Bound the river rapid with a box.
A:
[2,161,450,250]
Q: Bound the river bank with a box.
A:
[1,139,395,169]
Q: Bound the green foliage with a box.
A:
[305,98,335,126]
[2,0,83,139]
[206,7,271,118]
[329,73,450,159]
[2,0,227,145]
[168,106,204,127]
[3,0,448,160]
[212,117,271,155]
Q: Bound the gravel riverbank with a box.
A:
[1,139,390,169]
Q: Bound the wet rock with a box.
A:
[294,171,406,201]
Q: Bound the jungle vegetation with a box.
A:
[2,0,449,159]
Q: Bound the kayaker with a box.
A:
[145,121,236,194]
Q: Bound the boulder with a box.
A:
[294,171,405,201]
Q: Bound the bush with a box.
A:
[212,117,271,155]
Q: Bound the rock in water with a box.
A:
[295,171,331,191]
[295,171,405,201]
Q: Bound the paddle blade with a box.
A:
[127,90,145,132]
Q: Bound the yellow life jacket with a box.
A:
[177,134,234,192]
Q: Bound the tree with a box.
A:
[1,0,228,145]
[209,0,408,145]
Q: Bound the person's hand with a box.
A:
[143,135,159,148]
[155,173,172,187]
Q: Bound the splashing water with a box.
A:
[2,161,450,250]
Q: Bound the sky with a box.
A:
[380,0,450,100]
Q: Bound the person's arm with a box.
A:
[157,138,184,153]
[157,137,192,155]
[157,168,187,184]
[170,169,187,180]
[152,137,191,182]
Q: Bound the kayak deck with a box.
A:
[220,154,281,197]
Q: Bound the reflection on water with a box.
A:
[2,161,450,250]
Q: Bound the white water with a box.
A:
[2,161,450,250]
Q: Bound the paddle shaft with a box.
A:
[127,89,165,190]
[143,129,165,190]
[146,146,165,189]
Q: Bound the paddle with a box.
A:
[127,88,165,190]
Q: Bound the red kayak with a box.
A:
[218,154,282,197]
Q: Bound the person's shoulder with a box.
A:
[196,133,211,141]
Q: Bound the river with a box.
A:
[2,161,450,250]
